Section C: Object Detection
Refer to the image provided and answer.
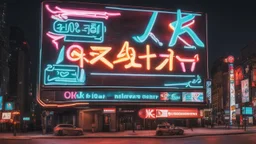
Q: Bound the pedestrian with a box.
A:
[188,121,193,131]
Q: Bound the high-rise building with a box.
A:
[0,2,9,99]
[9,26,33,130]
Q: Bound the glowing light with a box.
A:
[132,12,162,46]
[45,4,121,20]
[169,20,196,49]
[113,41,142,69]
[138,45,157,70]
[155,49,174,71]
[145,109,156,119]
[46,32,64,50]
[164,75,203,88]
[66,45,89,68]
[169,9,204,48]
[52,19,106,43]
[44,64,86,85]
[105,7,202,16]
[176,54,199,72]
[90,46,113,69]
[90,73,195,77]
[56,46,65,64]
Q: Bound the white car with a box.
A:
[53,124,83,136]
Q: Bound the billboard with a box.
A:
[241,79,249,103]
[40,2,207,90]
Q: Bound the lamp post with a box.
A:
[224,55,235,126]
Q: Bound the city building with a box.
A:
[8,26,34,131]
[234,41,256,125]
[37,1,208,133]
[211,57,229,124]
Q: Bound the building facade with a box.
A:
[8,26,34,131]
[211,57,229,124]
[37,2,208,133]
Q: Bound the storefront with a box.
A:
[37,2,208,132]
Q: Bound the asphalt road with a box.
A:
[1,134,256,144]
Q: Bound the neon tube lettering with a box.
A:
[169,9,204,48]
[138,45,157,70]
[45,4,121,20]
[52,19,106,43]
[132,12,163,46]
[66,45,89,68]
[169,20,196,49]
[155,49,174,71]
[176,54,199,72]
[89,46,113,69]
[64,91,77,99]
[46,32,64,50]
[113,41,142,69]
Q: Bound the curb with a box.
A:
[1,131,255,140]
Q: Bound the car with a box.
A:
[156,124,184,136]
[53,124,84,136]
[169,127,184,135]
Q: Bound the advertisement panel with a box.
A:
[46,90,203,103]
[182,92,204,102]
[242,107,253,115]
[2,112,11,120]
[0,96,2,111]
[4,102,14,111]
[241,79,249,103]
[40,2,206,89]
[138,108,199,119]
[206,80,211,103]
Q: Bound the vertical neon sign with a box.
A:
[224,55,235,125]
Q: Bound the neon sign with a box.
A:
[138,108,200,119]
[50,90,204,103]
[40,2,206,89]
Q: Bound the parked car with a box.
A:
[53,124,83,136]
[156,124,184,136]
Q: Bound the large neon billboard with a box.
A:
[39,1,207,90]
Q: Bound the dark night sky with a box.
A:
[6,0,256,76]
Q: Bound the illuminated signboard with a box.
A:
[49,90,201,103]
[241,79,249,103]
[206,80,211,104]
[4,102,14,111]
[2,112,11,120]
[40,2,206,89]
[182,92,204,102]
[242,107,252,115]
[0,96,2,110]
[138,108,199,119]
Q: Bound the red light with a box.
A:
[23,42,27,45]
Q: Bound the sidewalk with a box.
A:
[0,127,256,139]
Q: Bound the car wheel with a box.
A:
[179,131,184,135]
[157,131,163,136]
[77,131,83,136]
[58,130,63,136]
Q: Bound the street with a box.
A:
[1,134,256,144]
